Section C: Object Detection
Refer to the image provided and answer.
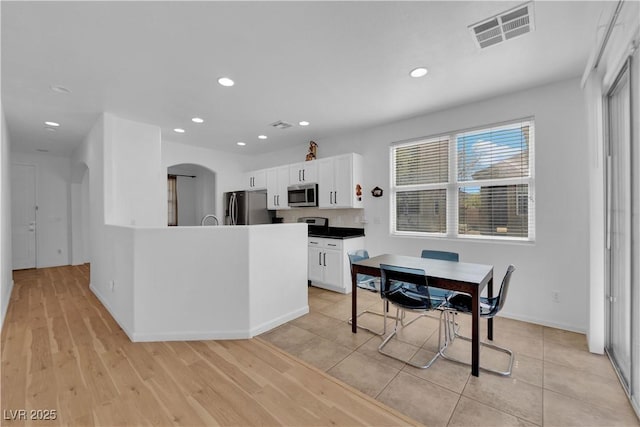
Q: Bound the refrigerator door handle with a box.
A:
[231,193,238,225]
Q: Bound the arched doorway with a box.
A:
[166,164,216,226]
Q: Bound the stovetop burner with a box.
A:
[297,216,329,235]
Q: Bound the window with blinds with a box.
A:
[168,175,178,226]
[391,119,534,241]
[392,137,449,236]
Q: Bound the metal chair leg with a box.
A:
[348,299,401,336]
[378,308,447,369]
[439,310,514,376]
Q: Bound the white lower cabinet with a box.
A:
[307,236,364,294]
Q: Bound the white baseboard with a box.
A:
[309,282,352,294]
[250,306,309,337]
[89,283,135,341]
[499,310,586,334]
[131,329,252,342]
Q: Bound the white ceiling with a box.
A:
[1,1,608,156]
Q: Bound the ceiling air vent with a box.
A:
[270,120,293,130]
[469,2,534,49]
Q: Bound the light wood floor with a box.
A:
[1,265,419,426]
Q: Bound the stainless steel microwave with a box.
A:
[288,183,318,207]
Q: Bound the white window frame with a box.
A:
[390,135,451,238]
[390,117,535,242]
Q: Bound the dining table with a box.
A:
[350,254,494,377]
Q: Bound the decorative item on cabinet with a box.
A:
[371,186,383,197]
[355,184,362,201]
[305,141,318,161]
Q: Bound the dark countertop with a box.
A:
[308,227,365,240]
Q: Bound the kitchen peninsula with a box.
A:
[91,223,308,342]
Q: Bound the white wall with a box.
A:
[11,151,71,268]
[251,77,591,332]
[87,223,308,341]
[104,114,164,227]
[0,106,13,328]
[248,224,308,333]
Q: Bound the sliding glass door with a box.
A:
[606,52,638,411]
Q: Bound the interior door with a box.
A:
[11,163,37,269]
[606,59,632,391]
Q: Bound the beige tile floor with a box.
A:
[260,286,640,427]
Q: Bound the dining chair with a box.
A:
[420,250,460,333]
[377,264,448,369]
[347,250,388,336]
[440,264,516,376]
[420,250,459,301]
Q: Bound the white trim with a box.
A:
[498,311,588,337]
[249,306,309,337]
[132,330,252,342]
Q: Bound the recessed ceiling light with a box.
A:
[258,135,268,140]
[237,142,246,146]
[191,117,204,123]
[410,67,429,78]
[174,128,185,133]
[299,121,310,126]
[50,85,71,94]
[45,121,60,127]
[218,77,235,87]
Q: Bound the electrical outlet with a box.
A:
[552,290,560,303]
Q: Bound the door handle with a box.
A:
[319,252,322,265]
[276,195,280,206]
[333,191,337,204]
[330,192,333,204]
[274,195,277,206]
[323,253,326,266]
[302,169,305,181]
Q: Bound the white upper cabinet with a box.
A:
[289,161,318,185]
[266,166,290,210]
[245,169,267,190]
[318,153,363,208]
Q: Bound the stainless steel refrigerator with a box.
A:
[224,190,274,225]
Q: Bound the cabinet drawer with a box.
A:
[308,237,343,250]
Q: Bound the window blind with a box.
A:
[456,121,532,239]
[393,137,449,236]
